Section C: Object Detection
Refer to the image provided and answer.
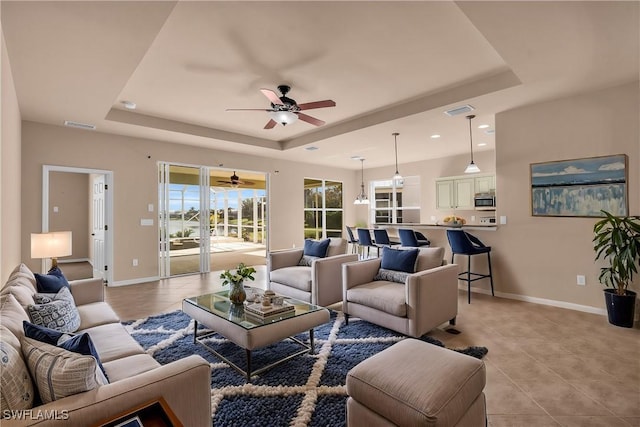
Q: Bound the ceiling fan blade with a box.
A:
[297,112,325,127]
[260,89,284,105]
[226,108,271,112]
[264,119,277,129]
[297,100,336,110]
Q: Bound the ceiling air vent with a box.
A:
[444,105,475,117]
[64,120,96,130]
[485,129,495,135]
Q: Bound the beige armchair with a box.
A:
[268,238,358,306]
[342,247,458,338]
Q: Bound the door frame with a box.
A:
[42,165,114,285]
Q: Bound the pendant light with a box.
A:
[392,132,402,181]
[354,158,370,205]
[464,115,481,174]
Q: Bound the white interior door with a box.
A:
[91,175,106,280]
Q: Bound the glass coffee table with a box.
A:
[182,288,330,381]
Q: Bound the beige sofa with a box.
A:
[0,264,211,426]
[268,238,358,306]
[342,247,459,338]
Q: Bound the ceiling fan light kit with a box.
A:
[392,132,402,181]
[464,114,481,174]
[354,158,370,205]
[227,84,336,129]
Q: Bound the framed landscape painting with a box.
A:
[530,154,628,217]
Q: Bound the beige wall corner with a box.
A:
[1,28,22,283]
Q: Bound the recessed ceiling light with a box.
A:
[478,124,490,129]
[122,100,137,110]
[478,143,487,147]
[305,146,319,151]
[430,134,441,139]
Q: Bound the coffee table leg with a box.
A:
[193,320,198,344]
[309,329,315,354]
[246,349,252,382]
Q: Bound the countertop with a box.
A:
[374,223,498,231]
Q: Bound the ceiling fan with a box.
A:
[216,171,254,187]
[226,85,336,129]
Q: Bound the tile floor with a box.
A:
[105,267,640,427]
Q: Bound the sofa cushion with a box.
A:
[27,287,81,333]
[347,281,407,317]
[416,247,445,271]
[297,255,318,267]
[8,264,37,293]
[326,237,347,257]
[304,238,331,258]
[269,267,312,292]
[374,268,409,284]
[22,337,108,403]
[81,323,146,363]
[0,294,30,340]
[34,267,70,293]
[381,248,419,273]
[23,322,109,382]
[0,340,35,413]
[0,283,35,309]
[102,354,160,383]
[76,302,120,330]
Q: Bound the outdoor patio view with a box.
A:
[304,178,343,239]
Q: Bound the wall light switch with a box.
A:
[430,216,437,222]
[577,275,586,286]
[132,259,138,267]
[53,206,59,213]
[471,215,476,222]
[500,215,507,225]
[148,204,154,212]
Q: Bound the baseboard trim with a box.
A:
[458,284,607,316]
[110,276,160,287]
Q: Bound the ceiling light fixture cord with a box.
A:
[392,132,402,180]
[355,158,369,204]
[464,115,480,174]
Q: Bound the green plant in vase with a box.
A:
[220,263,256,305]
[593,210,640,327]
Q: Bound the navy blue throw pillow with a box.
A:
[380,247,420,273]
[34,267,70,293]
[23,321,109,382]
[303,239,331,258]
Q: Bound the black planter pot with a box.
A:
[604,289,637,328]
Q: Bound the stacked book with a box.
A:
[245,302,295,318]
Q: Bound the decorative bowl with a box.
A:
[442,221,464,228]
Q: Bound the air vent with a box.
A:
[64,120,96,130]
[444,105,475,117]
[484,129,495,135]
[305,146,319,151]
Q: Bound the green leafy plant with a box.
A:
[593,210,640,295]
[220,262,256,286]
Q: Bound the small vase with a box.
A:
[229,280,246,305]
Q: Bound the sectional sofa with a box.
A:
[0,264,211,426]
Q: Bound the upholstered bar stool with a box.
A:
[346,226,359,254]
[398,228,430,247]
[356,228,377,258]
[446,229,494,304]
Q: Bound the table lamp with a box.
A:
[31,231,72,271]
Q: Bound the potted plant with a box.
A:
[220,262,256,305]
[593,210,640,327]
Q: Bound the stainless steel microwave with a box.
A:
[474,194,496,210]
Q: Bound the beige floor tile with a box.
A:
[553,416,632,427]
[621,418,640,426]
[484,377,546,415]
[569,379,640,417]
[515,380,613,416]
[488,414,561,426]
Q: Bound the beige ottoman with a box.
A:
[346,338,486,426]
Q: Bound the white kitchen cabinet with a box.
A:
[436,180,454,209]
[435,174,495,210]
[474,175,495,194]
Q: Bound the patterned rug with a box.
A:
[124,310,487,426]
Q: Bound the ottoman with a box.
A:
[346,339,486,426]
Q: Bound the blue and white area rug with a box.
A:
[124,310,487,426]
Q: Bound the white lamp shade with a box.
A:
[31,231,72,259]
[464,161,481,174]
[269,110,298,125]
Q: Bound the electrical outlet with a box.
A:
[430,215,437,222]
[577,275,586,286]
[500,215,507,225]
[132,259,138,267]
[471,215,476,222]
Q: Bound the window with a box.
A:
[371,176,420,224]
[304,179,343,239]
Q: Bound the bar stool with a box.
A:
[398,229,430,247]
[346,226,359,254]
[446,229,494,303]
[372,229,399,252]
[356,228,377,258]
